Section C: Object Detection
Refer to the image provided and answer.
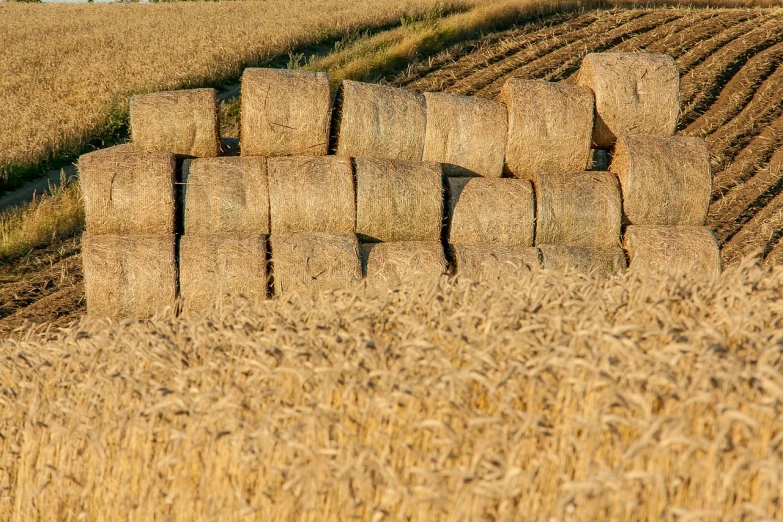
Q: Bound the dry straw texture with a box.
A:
[360,241,447,287]
[270,232,362,294]
[624,225,722,279]
[241,68,332,157]
[452,244,542,281]
[81,233,177,318]
[335,80,427,161]
[6,258,783,520]
[577,52,680,149]
[611,135,712,226]
[79,147,175,235]
[448,177,534,246]
[130,88,220,157]
[356,158,442,242]
[540,244,627,276]
[422,92,507,178]
[179,234,267,314]
[499,79,593,179]
[183,157,269,235]
[268,156,355,234]
[534,171,622,248]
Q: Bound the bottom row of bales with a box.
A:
[82,227,720,318]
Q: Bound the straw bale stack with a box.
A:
[241,68,331,157]
[453,245,542,281]
[130,88,220,157]
[540,245,627,276]
[534,171,622,248]
[82,234,177,318]
[271,232,362,294]
[624,225,721,279]
[183,157,269,234]
[360,242,447,287]
[423,92,507,178]
[334,80,427,161]
[577,53,680,148]
[355,158,442,242]
[268,156,355,234]
[499,79,593,180]
[179,235,267,313]
[79,148,176,235]
[611,135,711,225]
[448,177,534,246]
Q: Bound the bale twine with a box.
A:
[241,68,331,157]
[577,52,680,149]
[448,177,534,247]
[268,156,355,234]
[130,88,220,157]
[270,232,362,294]
[452,245,542,282]
[79,148,176,235]
[611,135,711,226]
[334,80,426,161]
[422,92,507,178]
[179,234,268,313]
[534,171,622,248]
[356,158,442,242]
[82,234,177,318]
[183,157,269,235]
[499,79,593,180]
[360,241,447,287]
[624,225,721,279]
[540,245,627,276]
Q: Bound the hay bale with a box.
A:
[334,80,426,161]
[611,135,711,226]
[624,225,721,279]
[360,241,447,287]
[355,158,442,242]
[499,79,593,180]
[540,245,627,276]
[270,232,362,294]
[130,88,220,157]
[240,68,331,157]
[452,245,542,282]
[422,92,507,178]
[534,171,622,248]
[179,234,267,313]
[448,177,534,247]
[183,157,269,234]
[577,52,680,148]
[79,149,175,235]
[268,156,355,234]
[82,234,177,318]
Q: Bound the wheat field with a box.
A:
[3,260,782,521]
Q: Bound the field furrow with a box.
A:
[721,187,783,265]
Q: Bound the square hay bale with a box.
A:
[355,157,442,242]
[540,245,627,277]
[577,52,680,148]
[499,79,594,180]
[422,92,507,178]
[79,148,176,235]
[452,245,542,282]
[334,80,426,161]
[448,177,534,247]
[360,241,447,287]
[179,234,268,313]
[183,157,269,235]
[82,234,177,318]
[270,232,362,294]
[130,88,220,157]
[268,156,355,234]
[534,171,622,248]
[624,225,721,279]
[241,68,332,157]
